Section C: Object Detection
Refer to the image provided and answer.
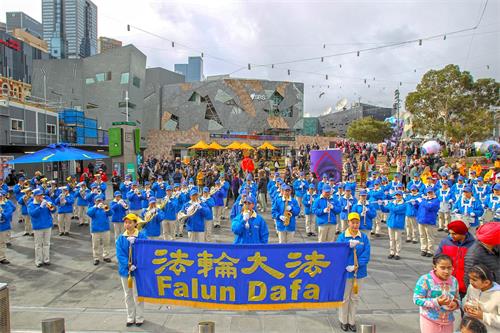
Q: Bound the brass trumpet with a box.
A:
[104,204,110,211]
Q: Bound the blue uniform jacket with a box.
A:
[127,190,145,211]
[17,195,32,215]
[116,230,147,277]
[293,179,308,198]
[87,206,112,233]
[28,201,54,230]
[303,192,318,215]
[161,197,178,221]
[352,202,377,231]
[340,195,358,221]
[272,197,300,232]
[142,190,156,209]
[232,212,269,244]
[312,196,341,225]
[13,184,24,201]
[337,230,370,279]
[384,200,407,229]
[152,182,166,199]
[405,194,421,217]
[452,197,484,227]
[408,180,425,193]
[183,201,211,232]
[213,189,225,206]
[55,194,75,214]
[230,200,245,220]
[75,189,90,206]
[0,200,15,231]
[416,197,440,225]
[141,208,164,237]
[110,200,128,223]
[201,196,215,220]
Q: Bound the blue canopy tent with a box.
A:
[8,143,108,164]
[8,143,109,184]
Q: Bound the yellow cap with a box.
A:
[123,213,144,223]
[348,212,360,221]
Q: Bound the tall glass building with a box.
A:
[42,0,97,59]
[174,56,204,82]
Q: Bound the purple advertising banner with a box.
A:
[309,149,343,183]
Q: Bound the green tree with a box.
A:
[406,64,499,143]
[346,117,393,143]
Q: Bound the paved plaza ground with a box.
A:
[1,191,457,333]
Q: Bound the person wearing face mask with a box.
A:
[231,195,268,244]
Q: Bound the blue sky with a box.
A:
[1,0,499,116]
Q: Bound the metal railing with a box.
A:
[4,129,58,145]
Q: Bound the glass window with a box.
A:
[106,71,112,81]
[11,119,24,131]
[85,77,94,84]
[132,76,141,88]
[47,124,56,135]
[96,73,105,82]
[120,72,129,84]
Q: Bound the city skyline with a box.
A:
[1,0,499,115]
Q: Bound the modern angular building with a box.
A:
[6,12,43,39]
[31,45,185,146]
[318,102,393,137]
[42,0,98,59]
[161,78,304,134]
[174,56,204,82]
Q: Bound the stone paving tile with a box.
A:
[3,188,456,332]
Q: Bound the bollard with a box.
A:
[0,283,10,333]
[198,321,215,333]
[41,318,65,333]
[359,324,376,333]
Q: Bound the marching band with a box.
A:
[0,168,499,269]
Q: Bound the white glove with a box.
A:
[286,205,292,211]
[127,236,136,244]
[279,215,286,221]
[346,265,356,272]
[470,212,475,217]
[417,198,423,203]
[129,265,136,272]
[377,200,382,205]
[242,212,250,221]
[245,221,250,230]
[98,203,104,209]
[323,207,330,213]
[349,240,360,248]
[40,200,47,208]
[150,208,156,214]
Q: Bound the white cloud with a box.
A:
[1,0,499,116]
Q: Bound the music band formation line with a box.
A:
[0,168,499,331]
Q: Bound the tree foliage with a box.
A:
[346,117,393,143]
[406,64,499,142]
